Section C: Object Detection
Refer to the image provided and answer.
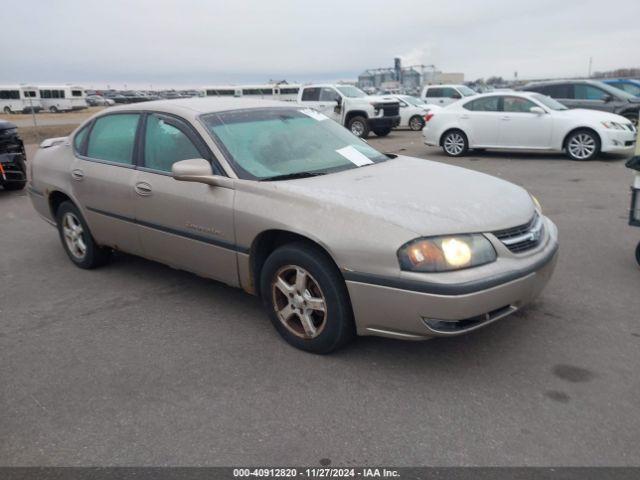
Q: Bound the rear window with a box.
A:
[73,125,90,153]
[86,114,140,165]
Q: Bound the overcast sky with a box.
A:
[1,0,639,88]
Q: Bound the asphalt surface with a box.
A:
[1,133,639,466]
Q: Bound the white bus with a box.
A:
[38,85,88,112]
[203,84,301,101]
[0,85,43,114]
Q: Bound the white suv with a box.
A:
[421,84,477,107]
[297,85,401,138]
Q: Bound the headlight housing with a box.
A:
[601,121,625,130]
[398,234,497,272]
[531,194,542,213]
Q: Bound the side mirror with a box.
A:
[530,106,546,115]
[603,94,614,103]
[452,93,462,99]
[172,158,231,187]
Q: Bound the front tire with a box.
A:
[49,106,59,113]
[373,127,392,137]
[409,115,425,131]
[347,116,369,138]
[441,130,468,157]
[623,112,638,128]
[565,129,600,161]
[3,106,11,114]
[56,201,110,269]
[260,243,355,354]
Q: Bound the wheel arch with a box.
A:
[249,229,343,297]
[48,190,74,221]
[562,126,601,150]
[439,127,469,146]
[344,110,369,126]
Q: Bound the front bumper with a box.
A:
[600,128,636,153]
[0,153,26,184]
[368,115,401,130]
[346,217,559,340]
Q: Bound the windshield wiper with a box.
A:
[261,171,327,181]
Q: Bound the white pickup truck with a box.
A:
[297,84,401,138]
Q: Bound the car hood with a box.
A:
[366,95,401,104]
[555,108,635,123]
[0,120,17,131]
[278,156,535,236]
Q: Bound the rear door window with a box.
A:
[86,114,140,165]
[574,84,609,100]
[464,96,500,111]
[426,88,443,98]
[301,88,321,101]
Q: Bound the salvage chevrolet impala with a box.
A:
[28,98,559,353]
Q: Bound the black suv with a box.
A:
[0,120,27,191]
[521,79,640,126]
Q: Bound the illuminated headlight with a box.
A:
[398,234,497,272]
[601,121,625,130]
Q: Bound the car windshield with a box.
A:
[531,93,568,110]
[336,86,367,98]
[201,107,389,180]
[458,86,477,97]
[594,81,637,100]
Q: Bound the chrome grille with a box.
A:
[493,213,544,253]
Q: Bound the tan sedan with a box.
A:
[28,98,558,353]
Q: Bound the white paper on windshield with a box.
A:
[336,145,374,167]
[299,108,328,121]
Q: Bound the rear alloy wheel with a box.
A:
[566,130,600,161]
[442,130,468,157]
[409,115,425,131]
[260,243,355,353]
[347,116,369,138]
[56,201,110,269]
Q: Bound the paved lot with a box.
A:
[1,132,639,466]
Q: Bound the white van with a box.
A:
[38,85,87,112]
[0,85,43,114]
[203,84,301,101]
[421,84,477,106]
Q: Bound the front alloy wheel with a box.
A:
[272,265,327,339]
[566,131,599,161]
[260,243,355,353]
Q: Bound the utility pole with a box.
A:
[588,57,593,78]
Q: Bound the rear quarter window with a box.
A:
[86,114,140,165]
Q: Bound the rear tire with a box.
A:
[409,115,425,131]
[565,129,600,161]
[260,242,355,354]
[373,127,392,137]
[3,106,11,114]
[441,130,469,157]
[347,116,369,138]
[56,201,110,269]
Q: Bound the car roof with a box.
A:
[98,97,295,119]
[424,84,466,88]
[523,78,599,87]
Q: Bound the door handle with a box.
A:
[501,116,511,121]
[460,115,470,120]
[71,169,84,181]
[134,182,152,196]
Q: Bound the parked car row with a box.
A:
[0,119,27,190]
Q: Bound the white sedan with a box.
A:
[390,95,439,131]
[423,92,637,160]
